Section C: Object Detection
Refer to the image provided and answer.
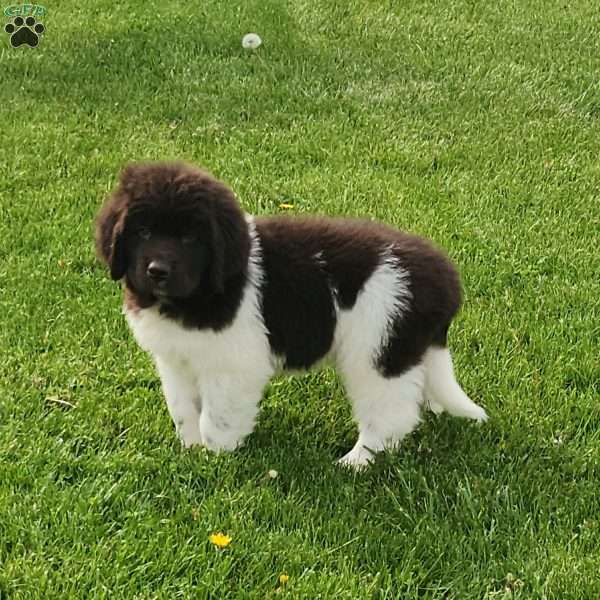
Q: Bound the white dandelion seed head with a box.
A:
[242,33,262,49]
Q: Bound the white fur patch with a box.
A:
[332,250,411,373]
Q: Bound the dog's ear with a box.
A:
[208,210,226,294]
[206,186,250,295]
[108,215,128,281]
[95,193,128,281]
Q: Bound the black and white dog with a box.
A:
[96,161,486,468]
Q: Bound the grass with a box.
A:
[1,0,599,597]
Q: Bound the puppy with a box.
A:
[96,161,487,468]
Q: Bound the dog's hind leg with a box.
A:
[338,363,425,469]
[423,346,487,421]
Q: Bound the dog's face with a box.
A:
[96,161,250,305]
[124,206,210,301]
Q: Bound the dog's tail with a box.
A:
[423,346,487,421]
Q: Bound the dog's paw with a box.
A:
[467,405,488,423]
[426,398,445,415]
[178,426,204,449]
[337,444,376,471]
[174,416,203,448]
[5,16,45,48]
[199,415,245,452]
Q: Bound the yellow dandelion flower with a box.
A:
[279,203,294,209]
[209,532,232,548]
[279,574,289,585]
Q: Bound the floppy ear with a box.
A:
[208,211,226,294]
[108,216,127,281]
[207,193,250,295]
[95,194,128,281]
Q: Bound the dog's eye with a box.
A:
[181,232,198,244]
[137,227,152,240]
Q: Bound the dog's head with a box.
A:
[95,161,249,303]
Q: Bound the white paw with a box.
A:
[426,398,445,415]
[177,420,204,449]
[199,415,246,452]
[468,405,488,423]
[337,444,376,470]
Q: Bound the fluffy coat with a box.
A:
[96,161,487,468]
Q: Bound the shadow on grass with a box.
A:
[11,2,410,146]
[20,10,351,123]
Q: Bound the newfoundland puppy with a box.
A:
[96,161,486,468]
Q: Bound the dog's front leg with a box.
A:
[198,374,265,452]
[155,356,202,448]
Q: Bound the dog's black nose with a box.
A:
[147,261,170,281]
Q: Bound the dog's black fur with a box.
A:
[96,161,461,376]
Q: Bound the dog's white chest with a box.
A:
[124,296,273,376]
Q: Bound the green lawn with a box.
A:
[1,1,599,597]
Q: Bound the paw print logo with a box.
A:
[5,15,45,48]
